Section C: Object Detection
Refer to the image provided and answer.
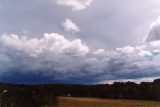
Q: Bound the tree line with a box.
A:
[1,78,160,107]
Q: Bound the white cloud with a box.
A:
[0,33,89,57]
[63,18,81,33]
[149,40,160,48]
[117,46,135,54]
[93,49,105,55]
[146,17,160,42]
[56,0,93,11]
[138,50,152,57]
[116,45,152,57]
[98,77,160,84]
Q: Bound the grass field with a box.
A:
[58,97,160,107]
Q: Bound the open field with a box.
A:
[58,97,160,107]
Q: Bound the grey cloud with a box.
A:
[2,0,160,49]
[146,17,160,42]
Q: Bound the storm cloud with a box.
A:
[0,31,160,84]
[1,0,160,84]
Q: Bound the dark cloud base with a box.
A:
[1,69,160,84]
[0,71,99,84]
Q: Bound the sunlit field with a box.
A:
[58,97,160,107]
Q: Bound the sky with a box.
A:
[1,0,160,84]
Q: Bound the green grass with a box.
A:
[58,97,160,107]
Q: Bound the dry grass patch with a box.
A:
[58,97,160,107]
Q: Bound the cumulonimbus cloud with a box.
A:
[2,16,160,83]
[55,0,93,11]
[1,32,160,83]
[63,18,81,33]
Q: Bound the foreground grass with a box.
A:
[58,97,160,107]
